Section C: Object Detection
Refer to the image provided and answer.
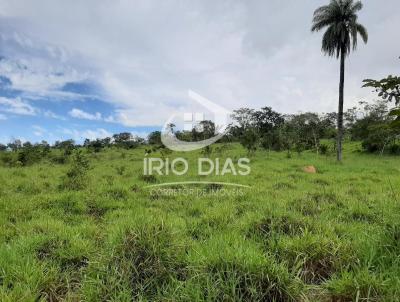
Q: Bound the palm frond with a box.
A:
[311,0,367,58]
[356,23,368,43]
[350,24,358,50]
[312,4,340,32]
[312,18,333,32]
[322,25,340,57]
[351,1,363,12]
[313,4,330,17]
[342,0,354,15]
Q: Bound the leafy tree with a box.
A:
[361,124,397,154]
[198,120,215,140]
[260,113,332,154]
[18,143,40,166]
[83,139,91,147]
[113,132,142,149]
[147,131,162,145]
[360,73,400,153]
[231,108,255,129]
[285,113,326,154]
[101,137,112,147]
[7,139,22,152]
[113,132,133,144]
[38,141,51,156]
[344,99,399,154]
[239,128,259,155]
[0,144,6,151]
[363,74,400,129]
[230,107,284,148]
[191,127,201,142]
[276,123,297,157]
[175,130,192,142]
[389,109,400,130]
[312,0,368,161]
[84,138,111,152]
[349,100,389,141]
[363,75,400,104]
[89,139,104,152]
[230,108,256,137]
[189,120,216,142]
[260,130,282,151]
[253,107,284,134]
[320,112,337,138]
[14,141,51,166]
[54,139,75,156]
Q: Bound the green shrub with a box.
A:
[115,166,126,176]
[60,151,90,190]
[320,143,329,155]
[0,152,16,166]
[98,223,186,300]
[139,174,158,184]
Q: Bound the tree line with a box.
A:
[1,89,399,167]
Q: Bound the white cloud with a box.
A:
[0,96,37,115]
[32,125,46,136]
[69,108,102,121]
[43,110,66,120]
[0,0,399,128]
[0,113,7,120]
[61,128,112,141]
[104,115,116,123]
[0,55,92,101]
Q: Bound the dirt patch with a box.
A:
[303,166,317,173]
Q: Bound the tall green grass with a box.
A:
[0,142,399,301]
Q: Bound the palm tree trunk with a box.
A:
[337,46,345,161]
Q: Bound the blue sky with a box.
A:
[0,61,157,143]
[0,0,399,144]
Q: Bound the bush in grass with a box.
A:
[183,233,302,301]
[51,154,68,164]
[325,270,387,302]
[273,234,355,285]
[1,141,51,166]
[17,144,42,166]
[201,145,212,157]
[115,165,126,176]
[239,128,259,155]
[60,150,90,190]
[0,152,16,167]
[139,174,158,184]
[105,187,128,201]
[389,143,400,154]
[252,214,311,239]
[214,143,230,155]
[96,223,187,300]
[54,139,76,156]
[320,143,329,155]
[361,123,395,153]
[160,147,172,160]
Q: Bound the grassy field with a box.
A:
[1,142,400,301]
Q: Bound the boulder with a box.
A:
[303,165,317,174]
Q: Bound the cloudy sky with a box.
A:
[0,0,399,143]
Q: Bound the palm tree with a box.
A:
[312,0,368,161]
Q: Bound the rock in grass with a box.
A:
[303,165,317,174]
